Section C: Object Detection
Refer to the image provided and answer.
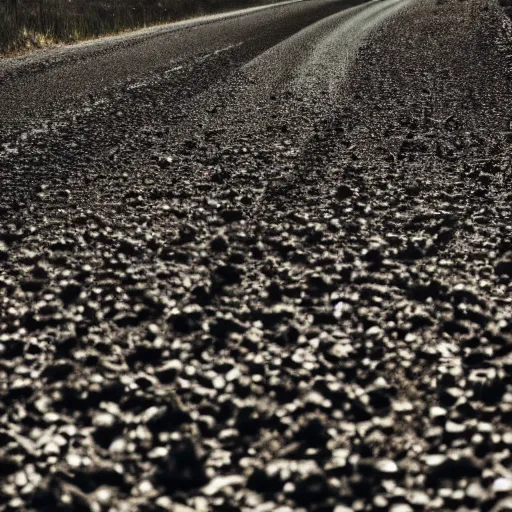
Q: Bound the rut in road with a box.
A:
[245,0,412,95]
[1,0,512,511]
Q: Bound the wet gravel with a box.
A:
[1,0,512,510]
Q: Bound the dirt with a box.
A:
[1,0,512,510]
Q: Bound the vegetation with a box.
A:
[0,0,279,55]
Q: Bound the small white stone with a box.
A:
[375,459,399,474]
[493,477,512,493]
[66,454,82,468]
[96,487,112,505]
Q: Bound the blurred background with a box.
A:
[0,0,279,54]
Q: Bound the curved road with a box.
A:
[0,0,407,129]
[0,0,411,201]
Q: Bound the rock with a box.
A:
[145,402,191,433]
[444,420,467,436]
[492,478,512,494]
[429,406,447,422]
[373,459,399,475]
[92,412,122,449]
[169,305,203,333]
[439,387,464,407]
[201,475,246,496]
[390,505,414,512]
[490,498,512,512]
[155,360,183,383]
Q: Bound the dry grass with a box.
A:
[0,0,280,55]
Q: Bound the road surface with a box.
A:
[1,0,512,510]
[1,0,395,122]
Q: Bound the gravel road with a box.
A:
[1,0,512,510]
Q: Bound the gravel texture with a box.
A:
[1,0,512,510]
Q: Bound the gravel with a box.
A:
[1,0,512,510]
